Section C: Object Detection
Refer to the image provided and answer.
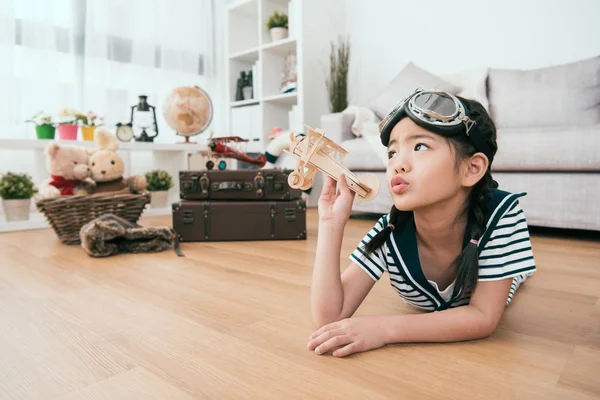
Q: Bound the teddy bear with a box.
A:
[88,127,147,194]
[38,142,95,199]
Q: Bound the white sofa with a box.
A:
[319,57,600,232]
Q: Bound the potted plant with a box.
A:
[266,10,288,42]
[79,111,104,141]
[325,36,350,113]
[57,108,80,140]
[26,111,56,140]
[0,172,38,222]
[145,169,173,208]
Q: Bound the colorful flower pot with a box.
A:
[35,124,56,140]
[58,124,78,140]
[81,126,96,141]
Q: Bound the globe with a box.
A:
[162,86,213,143]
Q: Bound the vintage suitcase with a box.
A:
[172,200,307,242]
[179,169,302,201]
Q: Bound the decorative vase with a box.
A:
[270,27,288,42]
[2,198,31,222]
[150,191,169,209]
[35,124,56,140]
[242,86,253,100]
[81,126,96,141]
[58,124,78,140]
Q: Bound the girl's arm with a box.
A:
[311,174,377,328]
[385,278,513,343]
[308,278,512,357]
[312,228,377,327]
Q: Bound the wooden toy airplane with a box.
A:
[284,125,380,202]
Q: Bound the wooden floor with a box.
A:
[0,209,599,399]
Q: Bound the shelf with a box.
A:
[0,213,49,233]
[230,99,260,108]
[0,139,207,152]
[262,92,298,106]
[261,38,296,56]
[227,0,258,17]
[229,47,259,62]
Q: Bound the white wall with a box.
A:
[345,0,600,105]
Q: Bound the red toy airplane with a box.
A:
[204,134,266,170]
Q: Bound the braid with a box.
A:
[365,206,412,254]
[451,169,496,299]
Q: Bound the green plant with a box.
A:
[326,36,350,113]
[25,111,54,126]
[266,11,288,30]
[0,172,38,200]
[145,170,173,192]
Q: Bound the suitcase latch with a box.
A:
[200,174,210,198]
[284,208,296,222]
[254,175,265,198]
[183,210,194,225]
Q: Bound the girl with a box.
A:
[308,89,536,358]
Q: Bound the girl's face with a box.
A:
[386,118,466,211]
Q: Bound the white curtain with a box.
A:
[0,0,214,141]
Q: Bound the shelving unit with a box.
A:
[225,0,343,151]
[0,138,206,233]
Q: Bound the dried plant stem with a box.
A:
[325,36,350,113]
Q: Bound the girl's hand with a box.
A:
[317,173,356,226]
[307,316,389,357]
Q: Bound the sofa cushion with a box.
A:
[366,62,461,120]
[493,124,600,171]
[488,56,600,128]
[341,137,387,171]
[441,67,490,111]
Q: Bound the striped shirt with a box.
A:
[350,189,536,311]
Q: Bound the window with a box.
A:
[0,0,214,139]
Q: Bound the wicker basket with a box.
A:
[36,192,151,245]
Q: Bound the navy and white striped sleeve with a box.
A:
[349,215,388,281]
[478,201,536,281]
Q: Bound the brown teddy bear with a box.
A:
[38,142,95,199]
[88,127,147,194]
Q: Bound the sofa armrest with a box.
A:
[320,113,356,143]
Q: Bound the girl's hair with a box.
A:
[365,97,499,300]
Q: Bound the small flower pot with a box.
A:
[58,124,78,140]
[150,191,169,209]
[270,27,288,42]
[81,126,96,141]
[242,86,253,100]
[2,198,31,222]
[35,124,56,140]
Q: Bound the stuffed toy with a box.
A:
[38,142,95,199]
[88,127,147,194]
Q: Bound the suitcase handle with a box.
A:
[211,181,254,192]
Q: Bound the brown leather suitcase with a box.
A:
[179,169,302,201]
[172,200,307,242]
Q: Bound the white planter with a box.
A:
[2,198,31,222]
[270,27,288,42]
[242,86,253,100]
[150,191,169,209]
